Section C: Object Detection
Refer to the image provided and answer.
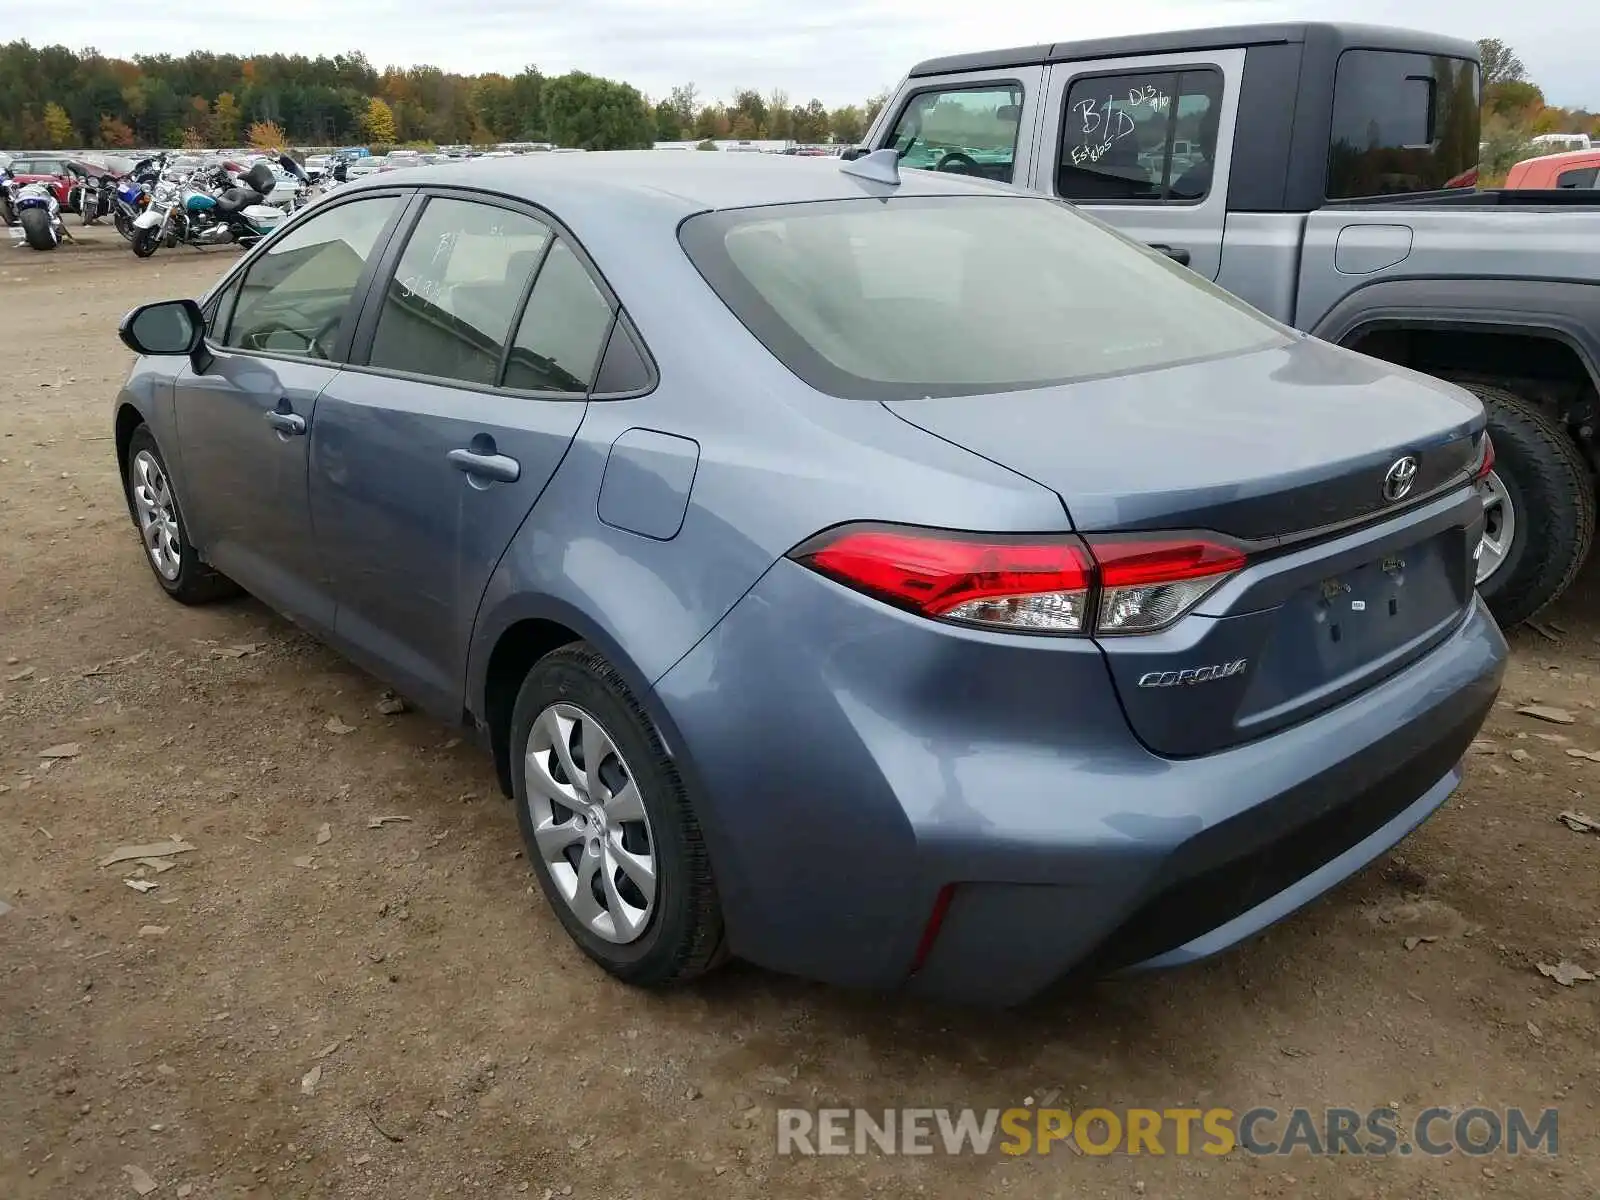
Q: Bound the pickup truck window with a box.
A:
[884,84,1024,183]
[679,195,1287,401]
[1057,70,1221,204]
[1327,51,1479,199]
[1557,167,1599,189]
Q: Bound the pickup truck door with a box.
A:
[1035,48,1245,281]
[869,66,1047,194]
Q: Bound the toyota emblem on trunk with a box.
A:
[1382,456,1419,502]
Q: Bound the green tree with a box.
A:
[653,99,682,141]
[362,96,397,143]
[829,104,865,144]
[1477,38,1526,88]
[1486,79,1544,119]
[542,71,654,150]
[43,101,75,147]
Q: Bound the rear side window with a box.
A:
[1557,166,1599,189]
[502,241,614,393]
[1056,69,1222,202]
[883,85,1025,183]
[367,197,551,386]
[680,196,1287,401]
[1327,51,1479,199]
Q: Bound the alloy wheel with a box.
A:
[130,449,182,580]
[1475,468,1516,587]
[524,702,657,944]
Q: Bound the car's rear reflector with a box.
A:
[792,523,1248,636]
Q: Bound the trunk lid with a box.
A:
[884,337,1487,757]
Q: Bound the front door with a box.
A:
[172,192,408,628]
[310,193,613,716]
[1041,49,1245,281]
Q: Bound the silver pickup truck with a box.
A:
[861,22,1600,626]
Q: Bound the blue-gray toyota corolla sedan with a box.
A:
[112,150,1507,1005]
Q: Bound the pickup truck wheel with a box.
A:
[1461,383,1595,628]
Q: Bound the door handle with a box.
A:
[264,409,306,436]
[448,447,521,483]
[1149,243,1192,266]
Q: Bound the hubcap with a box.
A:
[1475,468,1516,586]
[130,449,182,580]
[524,703,656,944]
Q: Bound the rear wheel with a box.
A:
[1461,382,1595,627]
[19,207,58,251]
[510,643,725,987]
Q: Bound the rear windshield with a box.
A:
[679,196,1287,400]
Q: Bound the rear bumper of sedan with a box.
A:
[651,561,1507,1006]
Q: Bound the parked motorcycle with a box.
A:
[9,176,69,251]
[110,154,165,242]
[130,156,299,258]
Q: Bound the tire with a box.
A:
[113,211,134,242]
[122,426,240,605]
[1460,382,1595,628]
[131,226,160,258]
[19,207,58,251]
[510,642,725,987]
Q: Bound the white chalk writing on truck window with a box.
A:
[1071,87,1171,151]
[1069,138,1116,167]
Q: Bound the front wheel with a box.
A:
[121,427,239,604]
[131,226,160,258]
[19,207,59,251]
[1465,383,1595,627]
[510,643,725,987]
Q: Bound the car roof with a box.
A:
[334,149,1018,221]
[909,21,1479,77]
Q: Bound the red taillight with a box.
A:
[792,523,1245,636]
[797,526,1094,633]
[1087,536,1247,635]
[1473,434,1495,482]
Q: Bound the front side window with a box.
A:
[225,196,400,359]
[1057,70,1222,203]
[367,197,551,386]
[1557,166,1599,189]
[680,196,1287,401]
[1327,51,1480,199]
[883,85,1024,183]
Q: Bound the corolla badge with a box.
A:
[1382,455,1419,502]
[1137,660,1248,688]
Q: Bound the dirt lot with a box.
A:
[1,233,1597,1200]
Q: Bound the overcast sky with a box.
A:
[2,0,1594,109]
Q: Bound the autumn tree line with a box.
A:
[1475,39,1599,181]
[0,42,886,152]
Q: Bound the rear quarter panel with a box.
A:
[464,206,1068,712]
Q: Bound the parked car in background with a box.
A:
[111,151,1504,1004]
[4,156,78,211]
[1506,149,1600,190]
[344,158,385,180]
[861,22,1600,628]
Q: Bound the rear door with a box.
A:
[309,190,612,716]
[872,68,1046,190]
[1038,49,1245,280]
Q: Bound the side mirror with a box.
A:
[119,298,211,371]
